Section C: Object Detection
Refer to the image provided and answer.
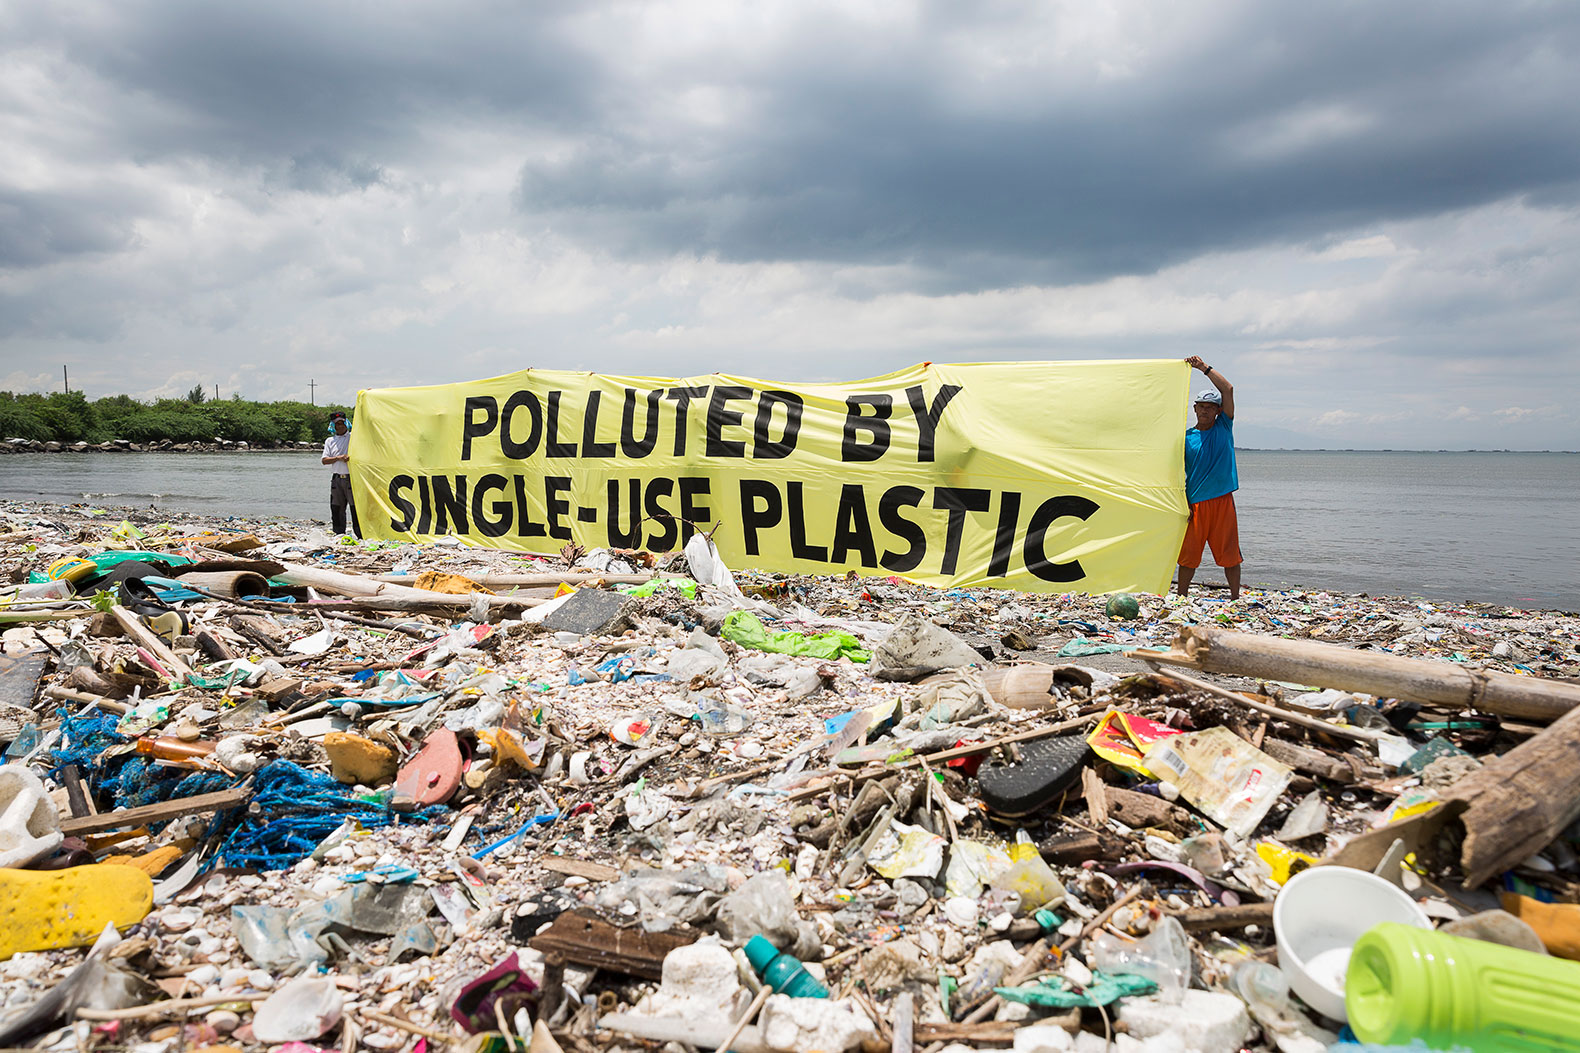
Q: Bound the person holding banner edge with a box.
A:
[1175,356,1241,600]
[321,411,361,538]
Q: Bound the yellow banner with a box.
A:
[350,360,1190,595]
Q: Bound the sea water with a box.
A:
[1,449,1575,609]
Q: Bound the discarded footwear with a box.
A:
[0,865,153,959]
[976,734,1090,818]
[394,727,464,807]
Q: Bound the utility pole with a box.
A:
[215,384,220,401]
[309,379,316,406]
[63,366,69,394]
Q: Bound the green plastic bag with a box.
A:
[995,970,1157,1008]
[721,611,870,663]
[617,578,698,599]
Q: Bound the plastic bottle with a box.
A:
[2,579,73,603]
[1231,960,1289,1019]
[1347,922,1580,1049]
[743,934,829,998]
[134,736,217,762]
[954,957,1007,1007]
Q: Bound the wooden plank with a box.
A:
[529,908,696,980]
[540,856,621,882]
[914,1021,1019,1045]
[108,606,194,680]
[59,786,250,836]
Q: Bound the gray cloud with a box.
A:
[0,187,144,268]
[512,4,1580,284]
[0,1,1576,448]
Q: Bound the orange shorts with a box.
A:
[1178,492,1242,569]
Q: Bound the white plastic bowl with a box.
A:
[1272,865,1431,1022]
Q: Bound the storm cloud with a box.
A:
[0,0,1577,448]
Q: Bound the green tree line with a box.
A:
[0,390,353,445]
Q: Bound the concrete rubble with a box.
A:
[1,499,1579,1052]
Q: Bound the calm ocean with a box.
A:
[1,450,1575,609]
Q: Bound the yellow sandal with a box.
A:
[0,865,153,960]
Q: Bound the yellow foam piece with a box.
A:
[323,731,399,786]
[0,865,153,960]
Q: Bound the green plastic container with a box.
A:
[1347,922,1580,1049]
[743,935,829,998]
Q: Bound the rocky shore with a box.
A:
[1,501,1578,1053]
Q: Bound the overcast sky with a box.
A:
[2,1,1577,449]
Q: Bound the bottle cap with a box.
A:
[743,934,780,976]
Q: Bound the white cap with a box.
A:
[1195,390,1222,406]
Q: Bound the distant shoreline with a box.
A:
[1,438,320,454]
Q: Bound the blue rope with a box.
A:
[213,760,447,871]
[53,716,449,871]
[48,711,123,786]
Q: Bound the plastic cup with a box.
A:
[1272,865,1431,1021]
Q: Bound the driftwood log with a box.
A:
[1155,626,1580,722]
[1449,701,1580,886]
[1329,702,1580,887]
[1258,737,1357,783]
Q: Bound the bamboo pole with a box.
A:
[272,561,539,610]
[1153,626,1580,722]
[372,571,668,587]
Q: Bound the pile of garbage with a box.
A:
[2,500,1579,1053]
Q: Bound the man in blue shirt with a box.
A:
[1176,356,1242,599]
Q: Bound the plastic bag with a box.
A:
[1142,727,1293,836]
[722,611,870,662]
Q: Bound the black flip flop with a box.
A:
[977,734,1092,818]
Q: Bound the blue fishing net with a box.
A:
[48,711,123,788]
[100,756,234,811]
[51,713,446,871]
[214,760,447,871]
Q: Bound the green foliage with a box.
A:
[0,390,352,446]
